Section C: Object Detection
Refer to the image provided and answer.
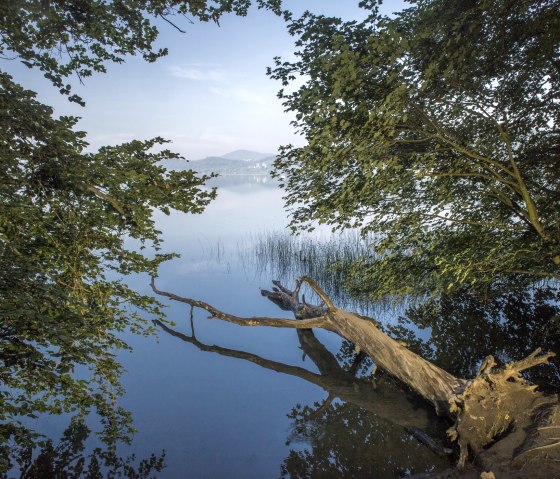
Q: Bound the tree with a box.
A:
[1,0,282,103]
[152,276,559,477]
[0,0,280,472]
[268,0,560,298]
[0,71,215,469]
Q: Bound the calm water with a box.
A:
[116,175,452,478]
[22,175,558,478]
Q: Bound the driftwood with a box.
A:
[151,276,559,476]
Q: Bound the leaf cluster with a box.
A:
[0,0,279,468]
[10,418,165,479]
[0,0,285,103]
[0,69,217,471]
[269,0,560,298]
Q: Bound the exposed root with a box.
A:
[447,349,557,466]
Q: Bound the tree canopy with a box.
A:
[2,0,559,474]
[270,0,560,298]
[0,0,281,472]
[0,71,215,467]
[0,0,281,103]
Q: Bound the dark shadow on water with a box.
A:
[387,287,560,392]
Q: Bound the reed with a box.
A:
[243,230,393,315]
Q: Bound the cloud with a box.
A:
[168,65,228,82]
[209,86,272,106]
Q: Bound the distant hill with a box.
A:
[162,150,276,175]
[220,150,274,161]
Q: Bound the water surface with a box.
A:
[19,174,559,478]
[116,175,452,478]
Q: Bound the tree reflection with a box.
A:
[387,287,560,390]
[7,419,165,479]
[157,283,560,477]
[157,317,453,477]
[283,402,444,479]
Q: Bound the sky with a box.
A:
[5,0,407,160]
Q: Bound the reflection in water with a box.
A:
[10,419,165,479]
[283,402,444,479]
[156,315,453,477]
[208,174,279,191]
[243,224,560,391]
[149,172,559,475]
[387,287,560,391]
[11,175,556,476]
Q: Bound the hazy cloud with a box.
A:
[209,86,272,106]
[169,65,228,82]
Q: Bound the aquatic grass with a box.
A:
[240,230,402,317]
[193,230,410,318]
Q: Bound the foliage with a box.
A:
[0,70,216,471]
[0,0,282,471]
[388,286,560,387]
[282,401,449,478]
[0,0,282,104]
[11,418,165,479]
[270,0,560,298]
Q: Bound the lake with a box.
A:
[116,175,454,478]
[25,175,558,478]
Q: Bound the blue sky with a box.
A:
[5,0,407,160]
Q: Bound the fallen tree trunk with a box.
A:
[155,318,448,449]
[152,276,464,413]
[151,276,559,476]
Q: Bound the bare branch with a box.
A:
[159,14,187,33]
[151,277,333,330]
[154,320,322,384]
[503,348,556,377]
[300,276,336,310]
[308,393,336,419]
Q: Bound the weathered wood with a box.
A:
[151,276,332,330]
[151,276,559,475]
[261,276,466,414]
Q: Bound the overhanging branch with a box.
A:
[150,277,333,330]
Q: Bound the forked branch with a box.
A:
[150,277,333,330]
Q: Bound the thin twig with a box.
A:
[159,14,187,33]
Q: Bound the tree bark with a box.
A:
[151,276,559,475]
[152,276,464,413]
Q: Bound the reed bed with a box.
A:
[240,230,398,316]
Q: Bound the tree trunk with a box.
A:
[151,276,559,476]
[259,278,464,415]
